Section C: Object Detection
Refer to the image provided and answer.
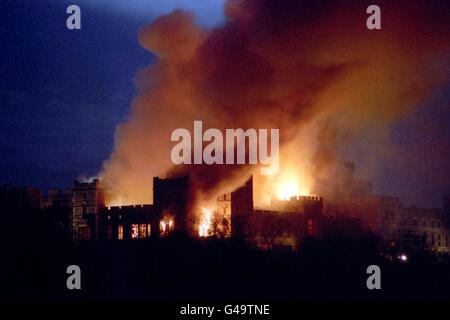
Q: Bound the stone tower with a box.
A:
[72,179,104,241]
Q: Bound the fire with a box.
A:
[106,199,125,207]
[160,218,174,235]
[276,178,310,200]
[278,181,300,200]
[199,208,212,237]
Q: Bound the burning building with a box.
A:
[87,0,449,254]
[217,176,254,238]
[216,176,323,250]
[68,163,449,257]
[71,174,324,249]
[153,175,189,236]
[71,176,189,241]
[250,196,323,251]
[101,205,155,240]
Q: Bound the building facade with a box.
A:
[64,171,448,256]
[153,175,189,236]
[71,179,104,241]
[217,176,254,238]
[70,176,189,241]
[101,205,155,240]
[250,196,323,250]
[217,176,323,250]
[41,188,72,209]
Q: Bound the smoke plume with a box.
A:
[100,0,449,209]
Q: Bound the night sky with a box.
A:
[0,0,448,208]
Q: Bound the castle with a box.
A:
[30,163,449,255]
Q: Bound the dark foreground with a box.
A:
[1,234,449,300]
[0,194,449,300]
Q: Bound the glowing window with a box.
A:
[131,224,139,239]
[160,219,174,236]
[139,224,147,239]
[118,225,123,240]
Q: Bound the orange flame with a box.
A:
[199,208,212,237]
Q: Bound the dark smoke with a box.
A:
[100,0,449,210]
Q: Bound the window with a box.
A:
[307,219,316,236]
[131,224,139,239]
[139,224,147,239]
[147,224,151,237]
[160,219,174,236]
[79,226,91,240]
[423,220,426,227]
[83,193,87,200]
[118,225,123,240]
[107,226,112,240]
